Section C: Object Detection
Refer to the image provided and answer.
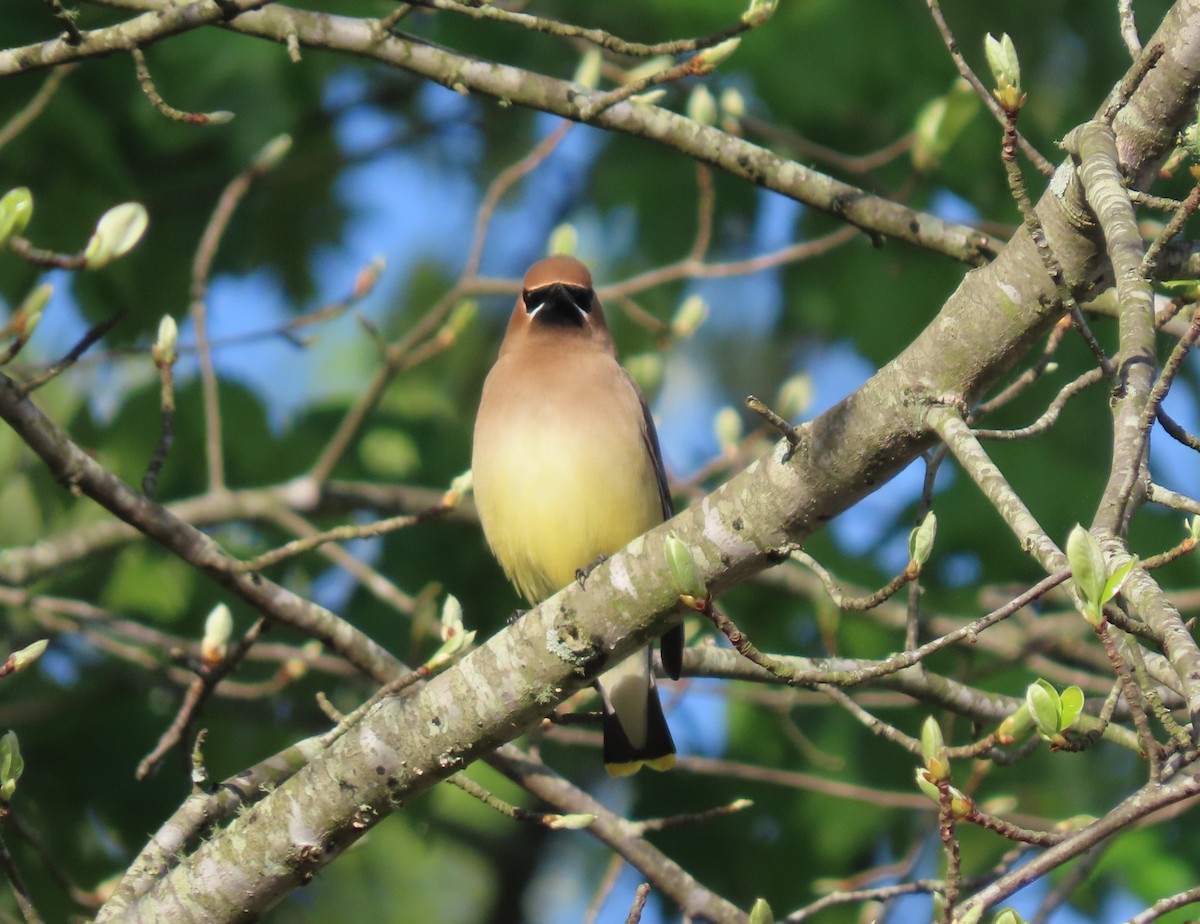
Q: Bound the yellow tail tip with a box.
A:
[604,754,676,777]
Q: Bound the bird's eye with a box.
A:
[521,288,540,313]
[563,285,593,312]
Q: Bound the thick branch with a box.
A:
[0,0,275,72]
[70,0,1000,264]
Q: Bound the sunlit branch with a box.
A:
[74,0,1005,265]
[1065,122,1156,534]
[0,0,277,74]
[929,406,1064,572]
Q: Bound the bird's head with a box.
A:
[521,255,597,328]
[500,256,613,354]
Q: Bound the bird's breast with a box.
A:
[472,351,663,604]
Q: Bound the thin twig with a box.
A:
[1117,0,1142,58]
[790,551,914,612]
[136,618,269,780]
[20,310,128,394]
[624,882,651,924]
[0,64,76,150]
[632,798,754,834]
[190,136,292,492]
[448,773,593,829]
[406,0,750,58]
[44,0,83,45]
[311,123,572,484]
[5,235,88,270]
[579,55,704,122]
[972,368,1106,440]
[746,395,802,455]
[131,47,233,125]
[1125,885,1200,923]
[1101,43,1164,125]
[924,0,1054,175]
[742,114,914,176]
[142,352,177,498]
[0,820,43,924]
[1155,405,1200,451]
[602,226,859,301]
[937,783,961,921]
[230,503,452,572]
[584,855,625,924]
[1142,182,1200,276]
[972,315,1070,419]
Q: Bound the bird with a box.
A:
[472,254,683,776]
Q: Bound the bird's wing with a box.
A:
[629,371,684,681]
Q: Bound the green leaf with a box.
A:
[694,37,741,73]
[748,898,775,924]
[686,86,718,127]
[573,48,602,90]
[102,546,195,623]
[775,373,812,420]
[0,731,23,801]
[251,134,293,172]
[914,767,941,804]
[625,352,665,397]
[997,702,1032,744]
[984,32,1021,94]
[1026,679,1061,741]
[664,532,706,600]
[84,202,149,269]
[0,187,33,247]
[671,294,709,338]
[1058,685,1084,732]
[713,406,743,452]
[547,224,577,257]
[1066,524,1105,622]
[920,715,945,763]
[912,79,980,171]
[1101,555,1138,606]
[0,474,43,546]
[741,0,778,27]
[908,512,938,567]
[8,640,48,674]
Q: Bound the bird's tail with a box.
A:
[603,684,676,777]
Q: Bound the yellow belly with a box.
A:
[472,353,663,604]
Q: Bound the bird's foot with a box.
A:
[506,608,527,626]
[575,555,608,589]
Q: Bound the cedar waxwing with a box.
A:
[472,255,683,776]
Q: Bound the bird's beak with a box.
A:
[523,283,593,325]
